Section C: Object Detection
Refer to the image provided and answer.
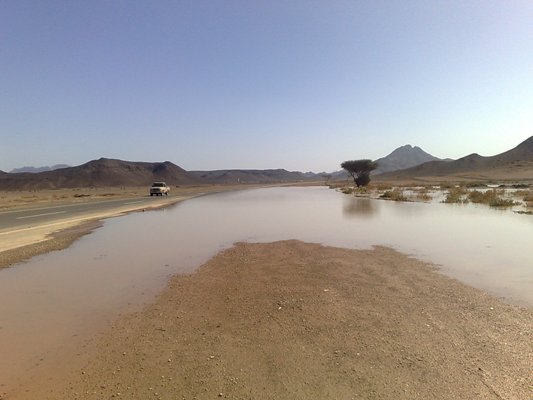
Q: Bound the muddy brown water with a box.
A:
[0,186,532,395]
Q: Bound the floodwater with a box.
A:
[1,186,532,394]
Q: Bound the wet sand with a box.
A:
[10,240,532,400]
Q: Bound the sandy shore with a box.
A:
[10,240,532,400]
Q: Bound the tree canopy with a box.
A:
[341,159,378,187]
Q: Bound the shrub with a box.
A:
[380,189,407,201]
[416,189,432,202]
[443,187,468,204]
[489,197,517,208]
[374,184,393,191]
[340,187,354,195]
[468,189,518,208]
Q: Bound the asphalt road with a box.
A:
[0,195,177,232]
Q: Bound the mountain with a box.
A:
[191,169,318,184]
[373,145,444,174]
[0,158,322,190]
[377,136,533,180]
[10,164,70,173]
[330,144,445,179]
[0,158,202,190]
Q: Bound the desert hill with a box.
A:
[0,159,320,190]
[191,169,317,184]
[377,136,533,180]
[0,158,202,190]
[331,144,443,179]
[373,144,445,174]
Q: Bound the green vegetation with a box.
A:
[340,159,378,188]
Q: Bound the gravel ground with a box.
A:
[13,240,532,400]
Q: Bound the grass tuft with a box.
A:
[468,190,517,208]
[443,187,468,204]
[380,189,407,201]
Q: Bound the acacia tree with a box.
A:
[341,159,378,187]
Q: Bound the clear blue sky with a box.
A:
[1,1,532,172]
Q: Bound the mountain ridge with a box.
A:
[377,136,533,179]
[0,158,318,190]
[0,158,202,190]
[2,137,531,189]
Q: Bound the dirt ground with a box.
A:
[12,240,532,400]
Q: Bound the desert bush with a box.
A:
[519,191,533,204]
[340,187,354,195]
[468,190,517,208]
[374,183,393,191]
[443,187,468,204]
[415,189,432,202]
[467,190,486,203]
[380,189,407,201]
[489,197,518,207]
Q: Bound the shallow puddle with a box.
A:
[0,186,532,394]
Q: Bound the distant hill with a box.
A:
[0,159,322,190]
[373,145,445,174]
[191,169,319,184]
[10,164,70,173]
[377,136,533,180]
[331,144,445,179]
[0,158,202,190]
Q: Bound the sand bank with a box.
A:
[11,240,532,400]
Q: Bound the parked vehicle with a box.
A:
[150,182,170,196]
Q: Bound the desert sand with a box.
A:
[8,240,532,400]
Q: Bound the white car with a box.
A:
[150,182,170,196]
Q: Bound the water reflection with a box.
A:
[342,196,378,217]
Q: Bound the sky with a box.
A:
[1,1,532,173]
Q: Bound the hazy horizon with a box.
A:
[5,135,532,175]
[1,1,532,172]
